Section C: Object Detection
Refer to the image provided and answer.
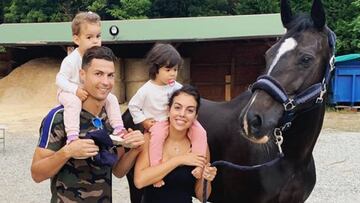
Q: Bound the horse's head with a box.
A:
[240,0,336,144]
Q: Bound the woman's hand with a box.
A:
[178,153,206,168]
[202,163,217,182]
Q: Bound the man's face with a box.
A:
[80,58,115,102]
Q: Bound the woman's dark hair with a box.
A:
[168,84,201,113]
[147,43,183,80]
[82,46,117,69]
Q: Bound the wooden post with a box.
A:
[225,75,231,101]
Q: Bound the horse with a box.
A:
[123,0,336,202]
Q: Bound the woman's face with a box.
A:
[169,92,198,132]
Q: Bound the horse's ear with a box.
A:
[280,0,293,29]
[311,0,326,29]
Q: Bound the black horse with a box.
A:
[123,0,336,202]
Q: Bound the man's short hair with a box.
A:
[72,11,101,36]
[82,46,117,69]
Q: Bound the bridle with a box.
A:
[250,29,336,153]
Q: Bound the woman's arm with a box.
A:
[112,147,140,178]
[133,134,180,188]
[194,146,217,201]
[112,129,145,178]
[134,134,206,189]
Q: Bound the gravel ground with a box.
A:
[0,128,359,202]
[307,129,360,203]
[0,129,131,203]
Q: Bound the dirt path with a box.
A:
[323,110,360,132]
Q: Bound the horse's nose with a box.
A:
[247,111,263,136]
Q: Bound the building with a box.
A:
[0,14,284,102]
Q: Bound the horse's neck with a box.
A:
[227,91,252,110]
[283,104,325,162]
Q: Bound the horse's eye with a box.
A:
[300,55,313,68]
[302,56,311,63]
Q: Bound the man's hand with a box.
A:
[122,128,145,151]
[76,87,88,101]
[65,139,99,159]
[142,118,156,130]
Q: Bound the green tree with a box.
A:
[234,0,279,15]
[3,0,120,22]
[106,0,151,19]
[352,0,360,53]
[149,0,232,17]
[4,0,60,22]
[0,0,6,23]
[149,0,201,17]
[289,0,360,54]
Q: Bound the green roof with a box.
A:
[0,14,284,46]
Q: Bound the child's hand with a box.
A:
[142,118,156,130]
[76,87,88,101]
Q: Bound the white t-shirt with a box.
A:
[56,48,82,94]
[128,80,183,124]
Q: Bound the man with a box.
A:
[31,46,144,202]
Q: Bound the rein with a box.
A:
[201,153,284,203]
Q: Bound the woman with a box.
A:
[134,85,217,203]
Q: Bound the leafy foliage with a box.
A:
[234,0,279,15]
[107,0,151,19]
[277,0,360,54]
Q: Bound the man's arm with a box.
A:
[31,147,70,183]
[31,139,99,183]
[112,129,145,178]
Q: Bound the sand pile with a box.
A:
[0,57,60,107]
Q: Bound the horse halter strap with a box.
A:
[251,30,336,135]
